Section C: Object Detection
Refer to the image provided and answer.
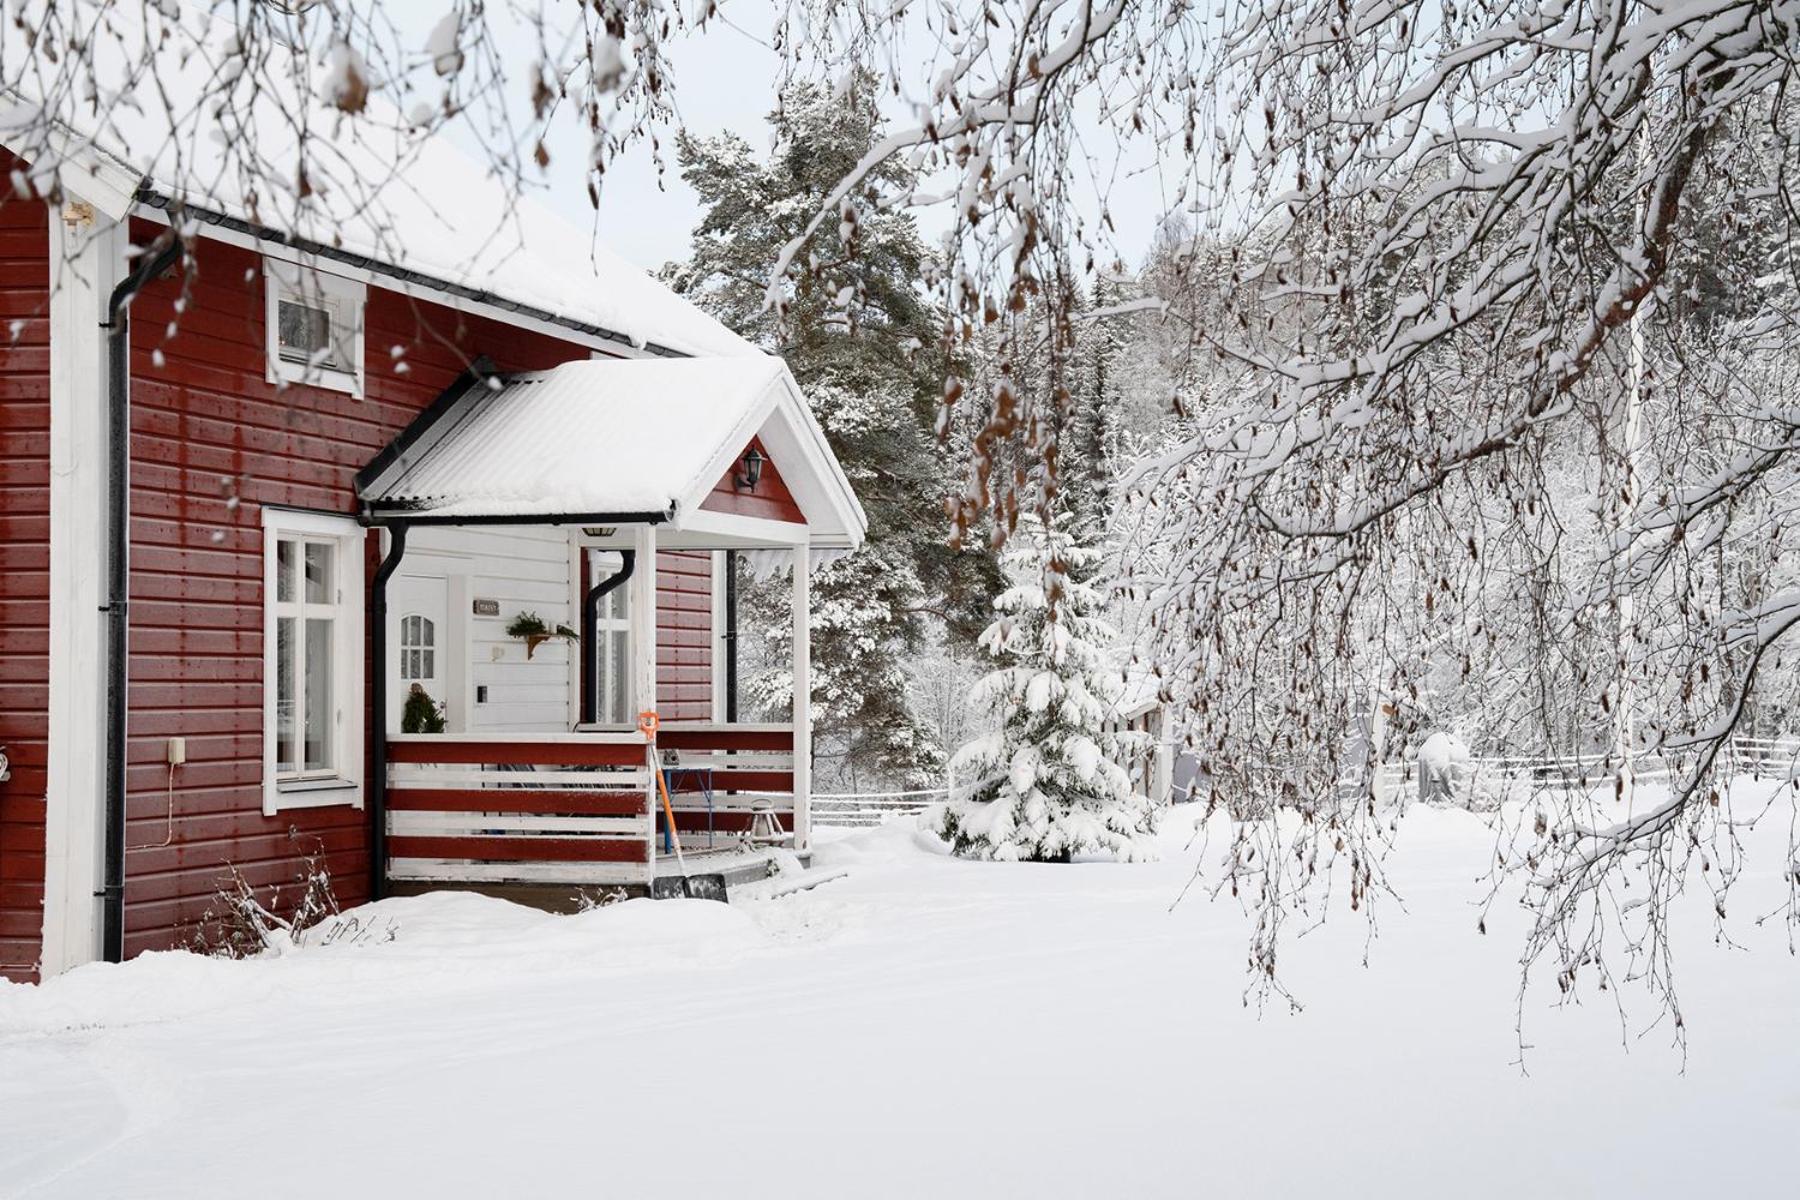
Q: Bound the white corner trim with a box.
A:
[790,542,812,852]
[41,204,128,977]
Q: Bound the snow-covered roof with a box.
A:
[1114,670,1165,720]
[0,9,754,359]
[357,357,866,549]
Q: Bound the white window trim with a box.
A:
[264,258,366,398]
[262,508,366,814]
[590,550,634,727]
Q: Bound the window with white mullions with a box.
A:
[399,613,436,682]
[262,509,364,813]
[591,552,632,725]
[273,537,344,779]
[264,258,366,396]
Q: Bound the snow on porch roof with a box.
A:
[356,357,867,548]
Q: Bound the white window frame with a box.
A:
[262,508,366,814]
[399,613,438,684]
[592,552,634,727]
[264,258,366,397]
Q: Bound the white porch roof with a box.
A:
[356,357,866,550]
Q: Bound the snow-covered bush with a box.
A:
[938,515,1157,862]
[1416,731,1471,805]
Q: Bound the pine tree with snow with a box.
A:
[665,75,1000,787]
[939,515,1157,862]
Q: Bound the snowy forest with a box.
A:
[1,0,1798,1062]
[3,1,1800,1194]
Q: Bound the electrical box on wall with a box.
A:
[166,737,187,766]
[476,685,489,704]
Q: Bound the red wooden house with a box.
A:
[0,98,863,982]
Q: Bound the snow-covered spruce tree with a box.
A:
[940,515,1156,863]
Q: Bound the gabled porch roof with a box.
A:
[355,357,866,549]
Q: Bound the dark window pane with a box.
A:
[277,299,333,362]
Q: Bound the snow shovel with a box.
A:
[640,711,728,902]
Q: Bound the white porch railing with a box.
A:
[383,724,804,887]
[654,722,797,843]
[386,732,655,885]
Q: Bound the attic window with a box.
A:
[265,259,366,396]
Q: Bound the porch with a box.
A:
[381,722,807,895]
[355,356,863,895]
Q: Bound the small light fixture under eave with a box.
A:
[735,447,765,491]
[582,526,618,538]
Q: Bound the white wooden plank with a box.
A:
[389,859,656,885]
[390,812,647,836]
[389,768,649,788]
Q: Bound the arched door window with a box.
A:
[400,613,436,681]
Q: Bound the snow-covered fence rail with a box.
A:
[811,790,939,828]
[1368,735,1800,797]
[385,733,655,885]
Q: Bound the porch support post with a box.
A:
[369,522,410,901]
[791,543,811,852]
[630,525,659,864]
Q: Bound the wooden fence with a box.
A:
[813,735,1800,826]
[1372,734,1800,795]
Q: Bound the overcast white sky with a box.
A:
[422,2,1178,276]
[534,13,787,271]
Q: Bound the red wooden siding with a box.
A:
[0,156,48,982]
[700,437,805,524]
[656,550,713,721]
[121,225,601,957]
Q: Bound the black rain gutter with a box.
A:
[580,550,636,724]
[724,550,739,723]
[369,523,410,902]
[134,189,690,360]
[100,235,185,964]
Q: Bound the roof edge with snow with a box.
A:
[356,357,867,550]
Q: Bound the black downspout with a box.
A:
[723,550,739,723]
[580,549,636,724]
[100,237,184,965]
[369,522,410,901]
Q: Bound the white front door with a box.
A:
[392,574,450,733]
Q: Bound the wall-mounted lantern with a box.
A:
[735,446,765,491]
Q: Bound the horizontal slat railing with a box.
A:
[386,732,655,885]
[654,722,797,839]
[1365,734,1800,796]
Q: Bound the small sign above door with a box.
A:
[472,598,501,617]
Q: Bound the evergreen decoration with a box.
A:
[400,683,446,735]
[505,611,577,659]
[939,514,1158,862]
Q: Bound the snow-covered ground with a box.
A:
[2,789,1796,1198]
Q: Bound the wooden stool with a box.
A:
[748,801,787,846]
